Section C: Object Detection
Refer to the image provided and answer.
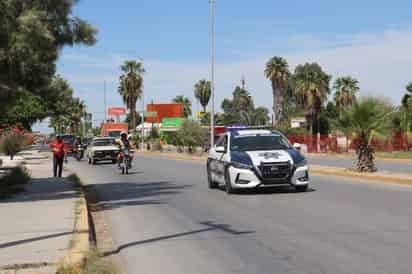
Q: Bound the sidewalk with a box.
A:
[0,151,81,274]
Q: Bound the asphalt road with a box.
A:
[70,156,412,274]
[307,155,412,174]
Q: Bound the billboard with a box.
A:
[108,107,126,116]
[146,103,183,123]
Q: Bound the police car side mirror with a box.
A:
[293,143,301,151]
[215,146,226,154]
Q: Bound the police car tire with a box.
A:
[295,185,308,192]
[224,168,235,194]
[207,164,218,189]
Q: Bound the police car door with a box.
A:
[214,134,229,183]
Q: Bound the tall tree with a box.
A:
[333,76,360,117]
[220,86,268,126]
[401,82,412,109]
[118,60,144,132]
[173,96,192,118]
[194,80,211,113]
[400,82,412,137]
[0,0,97,112]
[291,63,331,134]
[265,56,290,124]
[68,98,86,135]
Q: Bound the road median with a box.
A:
[137,150,412,186]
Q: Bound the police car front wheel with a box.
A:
[224,168,235,194]
[295,185,308,192]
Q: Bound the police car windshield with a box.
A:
[231,134,290,151]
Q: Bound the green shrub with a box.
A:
[0,131,24,160]
[0,166,31,198]
[67,173,82,187]
[149,127,160,140]
[176,120,207,153]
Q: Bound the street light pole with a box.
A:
[210,0,215,148]
[141,83,145,150]
[104,80,107,123]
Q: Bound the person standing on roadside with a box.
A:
[49,135,66,178]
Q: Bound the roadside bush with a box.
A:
[67,173,82,188]
[0,131,24,160]
[176,120,207,153]
[149,127,160,140]
[0,166,31,198]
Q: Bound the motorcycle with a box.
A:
[75,144,84,161]
[119,149,132,174]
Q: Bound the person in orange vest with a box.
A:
[49,136,67,178]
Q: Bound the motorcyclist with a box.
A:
[117,131,133,167]
[74,137,84,158]
[74,137,83,148]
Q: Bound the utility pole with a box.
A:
[141,84,145,150]
[210,0,215,148]
[104,80,107,123]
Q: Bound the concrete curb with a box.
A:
[310,165,412,186]
[306,153,412,164]
[137,151,412,186]
[61,187,90,267]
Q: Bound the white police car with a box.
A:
[207,129,309,194]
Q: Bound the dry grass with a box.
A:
[56,250,117,274]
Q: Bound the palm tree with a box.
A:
[338,97,392,172]
[333,76,360,118]
[265,56,290,124]
[401,82,412,144]
[118,60,144,132]
[69,98,86,135]
[232,86,253,112]
[194,80,211,113]
[240,107,269,126]
[173,95,192,118]
[292,63,331,135]
[401,82,412,109]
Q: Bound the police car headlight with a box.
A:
[294,159,308,168]
[231,161,254,170]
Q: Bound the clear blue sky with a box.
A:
[36,0,412,132]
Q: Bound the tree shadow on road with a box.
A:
[84,181,192,211]
[0,178,80,204]
[102,220,255,257]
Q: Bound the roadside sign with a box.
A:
[140,111,158,117]
[161,118,183,127]
[108,107,126,116]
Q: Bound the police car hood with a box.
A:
[246,150,293,166]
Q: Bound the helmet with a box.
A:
[120,131,128,138]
